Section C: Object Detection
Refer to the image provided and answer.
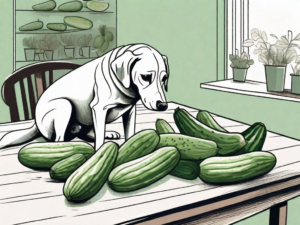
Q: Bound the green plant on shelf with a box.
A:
[93,25,114,56]
[23,37,39,49]
[229,49,254,69]
[61,35,76,58]
[39,35,60,61]
[291,56,300,75]
[77,34,92,47]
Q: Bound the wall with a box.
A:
[117,0,300,224]
[0,1,13,123]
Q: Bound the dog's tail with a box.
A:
[0,123,41,149]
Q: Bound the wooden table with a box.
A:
[1,101,300,225]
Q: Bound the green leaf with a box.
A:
[270,34,278,39]
[39,40,48,50]
[261,31,268,42]
[277,50,284,62]
[248,59,254,65]
[294,33,300,41]
[258,54,268,64]
[49,40,60,51]
[285,48,297,64]
[251,28,261,41]
[243,39,254,47]
[281,36,289,45]
[229,54,236,61]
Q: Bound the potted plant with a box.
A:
[39,35,60,61]
[23,37,39,61]
[229,49,254,82]
[290,56,300,95]
[93,25,114,56]
[77,34,92,58]
[244,29,300,92]
[61,35,76,58]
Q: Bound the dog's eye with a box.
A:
[141,74,152,84]
[162,75,168,83]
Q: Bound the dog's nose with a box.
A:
[156,101,168,111]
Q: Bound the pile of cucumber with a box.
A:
[19,0,110,32]
[17,107,276,203]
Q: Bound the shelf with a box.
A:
[15,10,114,14]
[16,57,98,63]
[16,29,96,35]
[201,79,300,103]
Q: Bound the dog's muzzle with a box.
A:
[156,101,168,111]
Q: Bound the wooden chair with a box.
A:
[2,61,80,122]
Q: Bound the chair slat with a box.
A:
[49,70,53,86]
[35,72,45,99]
[19,79,30,120]
[27,75,36,119]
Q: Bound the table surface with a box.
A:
[1,101,300,225]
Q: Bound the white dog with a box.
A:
[0,44,170,150]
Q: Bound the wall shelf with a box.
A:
[16,29,96,35]
[16,10,114,13]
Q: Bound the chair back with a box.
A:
[2,61,80,122]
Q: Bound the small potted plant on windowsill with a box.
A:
[39,35,60,61]
[23,37,39,61]
[244,29,300,92]
[78,34,92,58]
[229,49,254,82]
[61,35,76,58]
[290,56,300,95]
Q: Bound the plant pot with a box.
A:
[24,48,35,61]
[79,46,90,58]
[264,65,286,92]
[291,74,300,95]
[232,68,248,82]
[64,46,75,58]
[44,50,54,61]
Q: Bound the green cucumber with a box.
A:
[170,160,200,180]
[64,16,93,30]
[87,1,109,12]
[58,1,83,12]
[104,31,114,42]
[47,23,67,31]
[19,20,43,31]
[199,151,276,184]
[18,142,95,169]
[108,146,180,192]
[100,41,109,52]
[114,129,159,167]
[50,153,86,181]
[156,134,218,161]
[174,108,246,156]
[156,119,175,134]
[196,110,228,132]
[233,123,267,155]
[63,142,118,202]
[32,0,56,11]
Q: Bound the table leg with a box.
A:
[269,201,287,225]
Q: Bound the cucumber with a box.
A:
[58,1,83,12]
[50,153,86,181]
[114,129,160,167]
[63,142,118,202]
[199,151,276,184]
[156,119,175,134]
[233,123,267,155]
[18,142,95,169]
[32,0,56,11]
[170,160,200,180]
[108,146,180,192]
[94,35,105,48]
[87,1,109,12]
[47,23,67,31]
[196,110,228,132]
[19,20,43,31]
[156,134,218,161]
[64,16,93,30]
[174,108,246,156]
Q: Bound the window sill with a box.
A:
[200,79,300,103]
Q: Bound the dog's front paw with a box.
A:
[105,131,121,139]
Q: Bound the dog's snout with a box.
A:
[156,101,168,111]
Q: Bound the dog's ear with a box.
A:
[111,51,141,89]
[162,55,169,92]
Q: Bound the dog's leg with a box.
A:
[122,105,136,140]
[36,99,74,142]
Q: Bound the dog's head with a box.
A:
[111,45,169,111]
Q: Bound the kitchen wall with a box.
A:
[117,0,300,224]
[0,1,13,123]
